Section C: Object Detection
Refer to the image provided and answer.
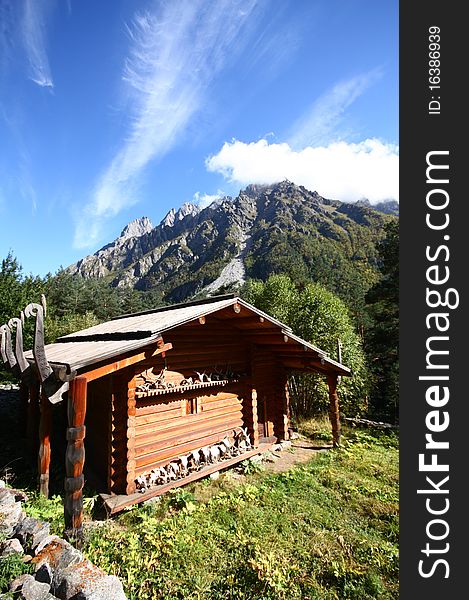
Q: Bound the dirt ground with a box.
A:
[260,437,331,473]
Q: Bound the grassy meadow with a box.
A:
[6,419,399,600]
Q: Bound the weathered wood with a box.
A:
[0,324,19,375]
[8,316,32,379]
[82,343,172,383]
[24,301,68,403]
[64,376,87,546]
[327,374,341,447]
[38,393,52,497]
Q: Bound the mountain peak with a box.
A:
[120,217,153,240]
[161,202,200,227]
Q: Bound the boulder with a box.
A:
[14,517,51,552]
[1,537,24,556]
[55,560,127,600]
[0,497,24,537]
[32,538,83,589]
[10,574,51,599]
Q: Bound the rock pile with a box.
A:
[0,483,127,600]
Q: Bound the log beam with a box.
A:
[327,374,341,447]
[64,375,87,547]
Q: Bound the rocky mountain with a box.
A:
[67,181,398,304]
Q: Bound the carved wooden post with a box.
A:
[38,394,52,497]
[327,374,341,447]
[64,376,87,546]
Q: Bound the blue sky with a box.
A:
[0,0,398,277]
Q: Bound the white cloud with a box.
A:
[21,0,54,88]
[288,69,382,149]
[206,138,399,203]
[193,190,225,209]
[75,0,261,248]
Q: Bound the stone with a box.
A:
[34,535,62,555]
[1,537,24,556]
[32,538,83,589]
[15,517,51,552]
[18,576,52,600]
[280,440,292,450]
[209,471,220,480]
[0,487,16,508]
[9,574,36,593]
[0,498,23,537]
[55,560,127,600]
[0,480,5,488]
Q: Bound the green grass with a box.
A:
[7,421,398,599]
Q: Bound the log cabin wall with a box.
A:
[130,322,252,479]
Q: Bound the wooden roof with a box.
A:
[25,295,351,378]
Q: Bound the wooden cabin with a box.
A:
[2,294,351,541]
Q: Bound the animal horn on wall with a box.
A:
[24,299,68,403]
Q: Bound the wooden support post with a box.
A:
[327,375,341,447]
[27,383,40,461]
[38,394,52,497]
[64,376,87,546]
[241,384,259,448]
[276,374,290,441]
[125,375,137,495]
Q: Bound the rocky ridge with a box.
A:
[66,181,398,303]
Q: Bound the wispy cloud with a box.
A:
[288,69,382,149]
[207,138,399,203]
[75,0,262,249]
[193,189,225,209]
[21,0,54,89]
